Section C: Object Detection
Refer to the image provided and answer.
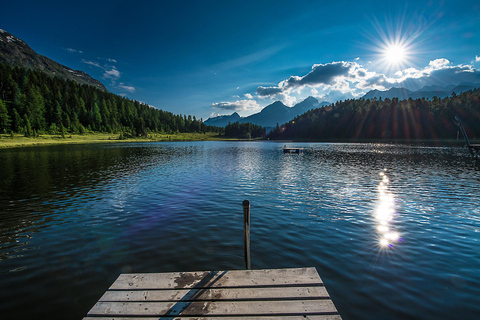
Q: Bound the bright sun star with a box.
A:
[377,38,412,73]
[385,44,406,65]
[366,17,420,74]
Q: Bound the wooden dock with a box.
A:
[84,267,341,319]
[283,147,304,154]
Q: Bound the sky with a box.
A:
[1,0,480,120]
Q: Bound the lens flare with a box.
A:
[363,14,426,75]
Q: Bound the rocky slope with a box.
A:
[0,28,106,91]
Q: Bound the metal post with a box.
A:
[242,200,251,270]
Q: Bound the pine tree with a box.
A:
[23,115,32,137]
[0,100,11,133]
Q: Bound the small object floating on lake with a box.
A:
[83,267,342,319]
[283,145,304,154]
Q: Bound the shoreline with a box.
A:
[0,132,469,149]
[0,132,237,149]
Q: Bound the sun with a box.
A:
[368,35,415,74]
[385,44,406,65]
[364,16,420,74]
[376,37,413,73]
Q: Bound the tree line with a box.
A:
[267,89,480,141]
[224,121,266,139]
[0,63,222,137]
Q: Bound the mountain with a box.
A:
[241,101,290,127]
[203,112,241,127]
[205,97,329,128]
[0,28,106,91]
[362,83,480,100]
[291,96,324,115]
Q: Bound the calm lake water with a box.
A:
[0,141,479,319]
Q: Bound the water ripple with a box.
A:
[0,142,479,319]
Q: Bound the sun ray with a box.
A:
[359,11,434,76]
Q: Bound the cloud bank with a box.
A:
[213,57,480,116]
[254,58,480,104]
[212,99,259,111]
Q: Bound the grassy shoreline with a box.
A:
[0,132,237,149]
[0,132,469,149]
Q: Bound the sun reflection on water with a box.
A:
[375,170,401,248]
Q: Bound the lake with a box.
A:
[0,141,479,319]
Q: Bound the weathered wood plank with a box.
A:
[84,316,342,320]
[100,286,330,302]
[110,268,323,290]
[85,268,341,319]
[87,300,338,316]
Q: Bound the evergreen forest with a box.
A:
[267,89,480,141]
[224,121,266,139]
[0,63,222,137]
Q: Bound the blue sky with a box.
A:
[1,0,480,120]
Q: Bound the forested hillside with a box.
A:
[0,63,221,136]
[224,121,266,139]
[268,89,480,141]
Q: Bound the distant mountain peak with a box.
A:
[269,101,287,107]
[205,97,329,128]
[204,112,242,127]
[0,29,107,91]
[362,84,480,100]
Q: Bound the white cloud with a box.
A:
[107,58,117,63]
[82,59,123,83]
[82,59,101,68]
[354,57,360,61]
[244,93,253,99]
[252,57,480,104]
[103,67,121,80]
[64,48,83,54]
[118,83,135,93]
[476,55,480,62]
[277,92,297,106]
[429,58,450,69]
[212,99,260,111]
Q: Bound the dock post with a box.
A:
[243,200,251,270]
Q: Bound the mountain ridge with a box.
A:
[362,83,480,100]
[0,28,107,91]
[205,97,330,128]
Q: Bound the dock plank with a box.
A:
[110,268,322,290]
[84,316,342,320]
[100,286,330,301]
[88,300,338,316]
[84,267,342,319]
